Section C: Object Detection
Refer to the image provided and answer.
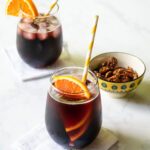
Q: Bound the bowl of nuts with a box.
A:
[89,52,146,98]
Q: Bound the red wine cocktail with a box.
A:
[17,14,63,68]
[45,67,102,149]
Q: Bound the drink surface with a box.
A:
[45,80,102,149]
[17,15,63,68]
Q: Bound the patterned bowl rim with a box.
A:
[100,87,135,93]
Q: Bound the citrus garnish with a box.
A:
[68,122,89,142]
[6,0,20,16]
[53,75,91,100]
[65,109,91,132]
[6,0,38,18]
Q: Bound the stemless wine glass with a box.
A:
[16,6,63,68]
[45,67,102,149]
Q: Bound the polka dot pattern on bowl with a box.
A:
[98,76,144,93]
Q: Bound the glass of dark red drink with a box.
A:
[16,13,63,68]
[45,67,102,149]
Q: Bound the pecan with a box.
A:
[99,66,110,75]
[93,56,138,83]
[107,57,118,68]
[126,71,134,79]
[107,75,120,82]
[133,73,138,79]
[113,67,125,75]
[105,71,113,78]
[101,61,107,67]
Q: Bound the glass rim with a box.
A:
[17,11,61,34]
[49,66,98,95]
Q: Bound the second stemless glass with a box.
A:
[45,67,102,149]
[16,12,63,68]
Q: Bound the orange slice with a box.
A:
[68,122,89,142]
[20,0,39,18]
[65,108,91,132]
[65,103,92,142]
[53,75,91,100]
[6,0,38,18]
[6,0,20,16]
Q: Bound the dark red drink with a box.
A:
[17,15,63,68]
[45,67,102,149]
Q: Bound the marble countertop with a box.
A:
[0,0,150,149]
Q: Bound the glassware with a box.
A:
[16,12,63,68]
[45,67,102,149]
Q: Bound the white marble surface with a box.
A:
[0,0,150,150]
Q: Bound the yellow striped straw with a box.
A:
[48,0,58,14]
[82,15,99,83]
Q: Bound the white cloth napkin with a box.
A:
[3,43,74,81]
[12,123,118,150]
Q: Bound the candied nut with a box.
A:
[107,75,120,82]
[99,66,110,74]
[97,61,106,69]
[127,66,134,72]
[93,56,138,83]
[125,71,134,79]
[113,67,125,75]
[107,57,118,68]
[126,67,138,80]
[105,71,113,78]
[133,73,138,79]
[101,61,107,67]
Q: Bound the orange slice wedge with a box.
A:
[53,75,91,100]
[6,0,38,18]
[68,122,89,142]
[6,0,20,16]
[20,0,39,18]
[65,108,91,132]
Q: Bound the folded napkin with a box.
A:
[12,123,118,150]
[3,43,74,81]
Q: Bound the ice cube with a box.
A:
[49,16,59,26]
[23,31,36,40]
[38,22,49,28]
[37,33,49,40]
[87,83,94,90]
[38,28,47,33]
[47,24,56,32]
[46,16,52,23]
[37,29,48,40]
[87,82,97,96]
[28,27,38,33]
[22,18,33,24]
[19,23,37,33]
[19,22,31,31]
[52,26,61,38]
[34,17,46,25]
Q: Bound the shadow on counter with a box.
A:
[123,80,150,106]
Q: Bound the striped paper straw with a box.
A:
[48,0,58,14]
[82,15,99,83]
